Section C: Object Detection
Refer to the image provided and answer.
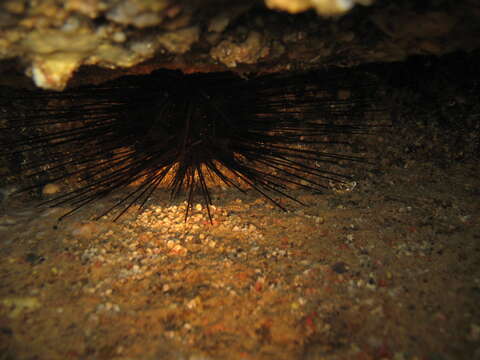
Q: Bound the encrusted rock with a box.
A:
[0,0,479,90]
[210,31,269,68]
[264,0,374,16]
[157,26,200,54]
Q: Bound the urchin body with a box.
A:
[1,69,376,222]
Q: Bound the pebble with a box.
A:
[469,324,480,342]
[1,297,41,318]
[331,261,348,274]
[71,222,98,238]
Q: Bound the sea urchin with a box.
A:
[1,69,379,222]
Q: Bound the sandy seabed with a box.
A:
[1,152,479,360]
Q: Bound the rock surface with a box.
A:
[0,0,479,89]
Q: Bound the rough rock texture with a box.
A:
[0,0,479,90]
[264,0,374,16]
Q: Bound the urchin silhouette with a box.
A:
[1,69,377,222]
